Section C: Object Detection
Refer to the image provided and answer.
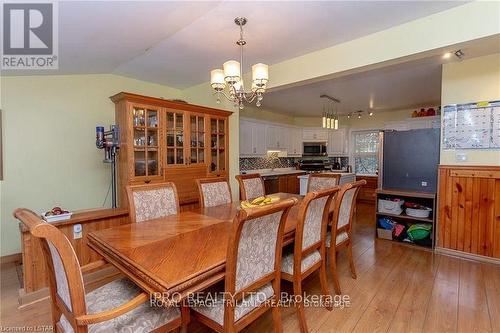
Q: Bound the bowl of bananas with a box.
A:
[241,196,280,209]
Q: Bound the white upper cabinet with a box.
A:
[288,127,303,157]
[266,125,289,151]
[328,128,347,155]
[303,128,328,141]
[240,120,267,156]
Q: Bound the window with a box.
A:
[353,131,380,175]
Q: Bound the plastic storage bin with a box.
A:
[378,199,404,215]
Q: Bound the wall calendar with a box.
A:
[442,100,500,150]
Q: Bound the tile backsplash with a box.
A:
[240,154,297,171]
[240,155,349,171]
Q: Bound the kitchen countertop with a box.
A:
[241,168,306,177]
[297,172,355,179]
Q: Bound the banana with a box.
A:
[251,196,266,205]
[269,196,280,203]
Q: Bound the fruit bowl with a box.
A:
[42,207,73,223]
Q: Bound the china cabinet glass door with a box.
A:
[189,114,206,164]
[210,118,226,173]
[166,110,185,165]
[132,106,159,177]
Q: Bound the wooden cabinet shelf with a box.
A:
[375,211,433,224]
[375,188,436,249]
[111,92,232,208]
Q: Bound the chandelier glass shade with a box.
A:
[210,17,268,109]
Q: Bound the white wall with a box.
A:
[440,53,500,166]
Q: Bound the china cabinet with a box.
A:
[111,92,232,208]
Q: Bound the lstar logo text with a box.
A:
[2,2,58,69]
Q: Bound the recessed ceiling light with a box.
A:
[442,52,452,59]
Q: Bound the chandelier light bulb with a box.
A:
[252,63,269,82]
[334,118,339,130]
[210,69,226,91]
[322,115,326,128]
[223,60,241,83]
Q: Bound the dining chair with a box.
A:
[196,177,232,208]
[326,180,366,295]
[126,182,180,223]
[307,173,341,192]
[281,186,340,333]
[190,197,298,333]
[235,173,265,201]
[13,208,182,333]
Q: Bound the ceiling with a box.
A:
[2,1,468,89]
[261,36,500,116]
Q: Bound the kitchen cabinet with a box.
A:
[240,120,266,156]
[356,175,378,203]
[266,125,288,150]
[328,128,347,155]
[288,127,303,157]
[266,173,305,195]
[111,92,232,208]
[303,128,328,141]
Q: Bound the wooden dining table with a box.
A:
[87,193,303,303]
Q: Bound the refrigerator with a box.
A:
[379,128,440,193]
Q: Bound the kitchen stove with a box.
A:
[298,159,346,173]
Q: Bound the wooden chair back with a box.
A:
[331,180,366,234]
[126,182,180,223]
[293,187,340,275]
[307,173,341,192]
[13,208,87,331]
[235,173,265,201]
[196,177,232,208]
[224,197,298,328]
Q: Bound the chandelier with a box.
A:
[210,17,268,110]
[320,94,340,130]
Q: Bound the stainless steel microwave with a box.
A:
[303,142,327,156]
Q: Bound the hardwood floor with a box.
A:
[1,203,499,332]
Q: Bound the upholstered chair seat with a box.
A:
[197,178,232,208]
[60,278,180,333]
[126,182,180,223]
[13,209,182,333]
[190,198,297,332]
[327,180,366,295]
[191,283,274,326]
[280,187,339,333]
[281,250,321,275]
[235,174,265,201]
[307,174,341,192]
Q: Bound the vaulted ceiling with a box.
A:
[2,1,468,89]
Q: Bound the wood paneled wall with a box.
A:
[437,165,500,258]
[20,208,129,293]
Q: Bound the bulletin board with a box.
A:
[442,100,500,150]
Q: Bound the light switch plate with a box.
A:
[421,181,428,187]
[73,224,82,239]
